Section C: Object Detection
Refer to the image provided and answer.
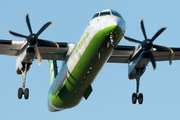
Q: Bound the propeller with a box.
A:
[8,13,53,65]
[123,19,167,70]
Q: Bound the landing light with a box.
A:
[153,48,157,51]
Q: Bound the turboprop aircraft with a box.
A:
[0,9,180,111]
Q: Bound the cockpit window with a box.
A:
[111,11,122,18]
[91,10,123,20]
[99,11,111,16]
[92,13,99,19]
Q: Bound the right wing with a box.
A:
[28,40,68,60]
[0,40,23,56]
[0,39,68,60]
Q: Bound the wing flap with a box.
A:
[112,45,135,55]
[107,55,130,63]
[0,48,18,56]
[107,45,134,63]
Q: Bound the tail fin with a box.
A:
[49,60,58,85]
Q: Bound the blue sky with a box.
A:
[0,0,180,120]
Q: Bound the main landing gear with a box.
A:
[107,34,116,49]
[18,63,29,100]
[132,68,144,104]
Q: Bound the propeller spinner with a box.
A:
[124,19,167,70]
[8,13,53,65]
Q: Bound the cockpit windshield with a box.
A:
[92,13,99,19]
[99,11,111,16]
[91,10,123,20]
[111,11,122,18]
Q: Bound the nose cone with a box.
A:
[99,16,126,36]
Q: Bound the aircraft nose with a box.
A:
[100,17,126,36]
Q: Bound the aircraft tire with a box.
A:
[138,93,143,104]
[18,88,23,99]
[24,88,29,100]
[132,93,137,104]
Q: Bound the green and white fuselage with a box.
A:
[48,9,126,111]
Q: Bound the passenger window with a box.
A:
[92,13,99,20]
[99,11,111,16]
[111,11,122,18]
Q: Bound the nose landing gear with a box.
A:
[107,34,116,49]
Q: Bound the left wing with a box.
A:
[108,45,180,63]
[107,45,135,63]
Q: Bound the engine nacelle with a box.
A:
[128,52,149,79]
[15,50,33,74]
[62,43,76,62]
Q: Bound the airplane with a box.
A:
[0,9,180,112]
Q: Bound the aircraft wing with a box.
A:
[108,45,180,63]
[0,40,23,56]
[0,39,68,60]
[37,41,68,60]
[107,45,135,63]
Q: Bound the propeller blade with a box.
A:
[123,36,143,44]
[34,45,42,65]
[36,21,53,36]
[148,51,156,70]
[38,39,59,48]
[15,42,30,57]
[140,19,147,40]
[153,45,174,65]
[26,13,33,34]
[7,30,27,38]
[153,45,173,53]
[129,49,143,61]
[151,27,167,41]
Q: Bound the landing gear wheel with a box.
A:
[24,88,29,100]
[18,88,23,99]
[132,93,137,104]
[138,93,143,104]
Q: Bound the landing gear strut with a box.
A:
[18,63,29,100]
[107,34,116,49]
[132,68,144,104]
